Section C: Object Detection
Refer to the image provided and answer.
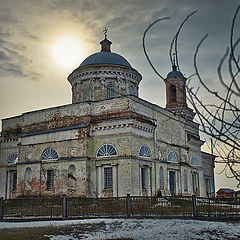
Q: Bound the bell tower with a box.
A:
[164,62,195,120]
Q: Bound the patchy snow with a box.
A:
[1,218,240,239]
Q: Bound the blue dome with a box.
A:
[167,64,184,78]
[167,70,184,78]
[80,52,131,68]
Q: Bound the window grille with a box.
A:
[184,170,188,192]
[139,145,151,159]
[7,154,18,164]
[104,167,113,189]
[190,156,198,166]
[96,144,117,157]
[47,170,54,191]
[106,84,115,99]
[159,167,164,190]
[141,168,146,189]
[167,151,178,163]
[41,148,59,161]
[11,171,17,191]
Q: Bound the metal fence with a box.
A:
[0,195,240,220]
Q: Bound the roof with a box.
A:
[167,64,184,78]
[167,70,184,78]
[79,52,132,68]
[217,188,235,193]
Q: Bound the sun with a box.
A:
[52,36,84,69]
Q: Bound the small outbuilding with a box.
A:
[216,188,235,198]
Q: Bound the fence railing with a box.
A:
[0,195,240,220]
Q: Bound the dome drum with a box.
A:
[68,65,141,103]
[68,35,142,104]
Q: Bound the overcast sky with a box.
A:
[0,0,239,190]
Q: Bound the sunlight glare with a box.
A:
[52,36,84,69]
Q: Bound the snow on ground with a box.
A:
[1,218,240,240]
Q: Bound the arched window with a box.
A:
[190,156,198,166]
[169,85,176,103]
[139,145,151,158]
[167,151,178,163]
[7,153,18,164]
[24,167,32,190]
[41,148,59,161]
[83,85,89,101]
[96,144,118,158]
[159,166,164,190]
[106,83,115,99]
[129,86,135,95]
[184,170,188,192]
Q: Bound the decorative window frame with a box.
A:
[41,148,59,161]
[139,145,151,159]
[96,144,118,158]
[167,151,178,163]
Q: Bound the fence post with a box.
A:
[192,195,197,217]
[0,197,3,220]
[62,195,67,219]
[126,194,131,218]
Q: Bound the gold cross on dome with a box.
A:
[103,27,108,38]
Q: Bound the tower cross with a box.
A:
[103,27,108,38]
[172,52,176,65]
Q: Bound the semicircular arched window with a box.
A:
[190,156,198,166]
[139,145,151,159]
[169,85,176,103]
[129,86,135,95]
[167,151,178,163]
[83,85,90,101]
[41,148,59,161]
[96,144,118,158]
[7,153,18,164]
[106,83,115,99]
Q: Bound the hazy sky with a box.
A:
[0,0,239,190]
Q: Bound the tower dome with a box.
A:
[167,64,184,78]
[68,31,142,104]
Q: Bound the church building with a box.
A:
[0,33,215,199]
